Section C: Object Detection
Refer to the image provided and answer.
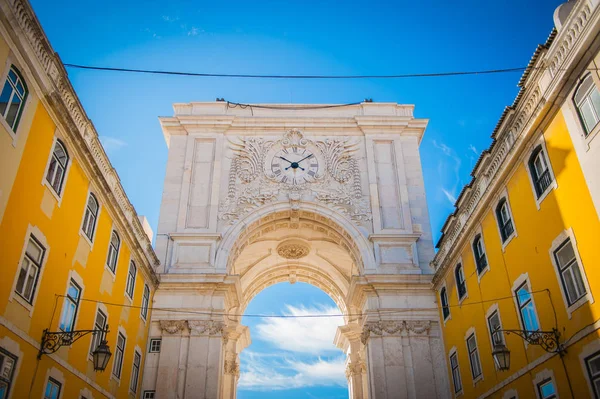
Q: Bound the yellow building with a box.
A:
[0,1,160,398]
[432,1,600,398]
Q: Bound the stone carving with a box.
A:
[188,320,224,336]
[406,320,431,335]
[159,320,187,335]
[360,320,405,344]
[218,130,371,224]
[276,241,310,259]
[224,360,240,377]
[345,361,366,378]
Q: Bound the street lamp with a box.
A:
[491,327,565,371]
[39,325,112,371]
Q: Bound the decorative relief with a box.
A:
[406,320,431,335]
[345,361,366,378]
[276,240,310,259]
[218,130,371,225]
[188,320,224,336]
[159,320,187,335]
[224,360,240,377]
[360,321,405,344]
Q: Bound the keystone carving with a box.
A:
[159,320,187,335]
[188,320,225,336]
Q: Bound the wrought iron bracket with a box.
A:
[498,328,566,355]
[38,326,109,359]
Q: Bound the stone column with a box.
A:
[155,320,188,399]
[221,324,250,399]
[335,324,368,399]
[184,320,226,399]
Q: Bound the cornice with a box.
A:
[1,0,160,283]
[431,0,599,287]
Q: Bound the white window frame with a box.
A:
[524,136,557,210]
[449,347,463,396]
[41,367,65,399]
[80,189,101,247]
[485,303,506,370]
[574,73,600,137]
[512,274,541,341]
[470,226,490,281]
[533,369,559,399]
[579,339,600,399]
[9,226,50,316]
[454,261,468,304]
[548,229,593,318]
[440,282,451,324]
[105,229,121,277]
[0,346,18,399]
[502,389,519,399]
[58,271,85,333]
[143,391,156,399]
[140,284,150,321]
[129,347,142,395]
[148,338,161,353]
[41,133,72,206]
[125,259,137,301]
[464,327,483,384]
[493,191,517,250]
[88,302,109,362]
[111,327,127,383]
[0,62,29,143]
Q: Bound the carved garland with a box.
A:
[360,320,431,344]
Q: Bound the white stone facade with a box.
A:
[142,102,449,399]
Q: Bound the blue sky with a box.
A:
[30,0,563,396]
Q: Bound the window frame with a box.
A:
[43,377,62,399]
[129,349,141,394]
[486,306,506,348]
[536,379,557,399]
[454,263,467,302]
[58,279,82,332]
[449,348,463,395]
[141,284,150,321]
[80,192,100,244]
[112,331,126,380]
[0,64,28,135]
[548,229,592,318]
[89,308,107,357]
[148,338,161,353]
[43,138,70,200]
[584,350,600,399]
[465,330,483,382]
[472,234,489,277]
[0,347,18,399]
[14,234,45,305]
[106,230,121,275]
[574,73,600,136]
[440,285,451,322]
[143,391,156,399]
[125,260,137,300]
[513,277,541,336]
[495,197,516,246]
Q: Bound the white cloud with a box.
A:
[468,144,478,156]
[99,136,127,153]
[254,305,343,354]
[441,188,457,205]
[238,352,346,391]
[187,27,203,36]
[432,139,453,157]
[162,15,179,22]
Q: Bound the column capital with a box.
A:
[360,320,405,344]
[188,320,224,336]
[345,360,366,379]
[159,320,188,335]
[224,360,240,377]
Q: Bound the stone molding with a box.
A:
[3,0,160,281]
[224,360,240,377]
[188,320,224,336]
[360,320,432,344]
[159,320,187,335]
[431,0,598,285]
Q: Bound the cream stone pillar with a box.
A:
[155,320,188,399]
[221,324,250,399]
[335,324,368,399]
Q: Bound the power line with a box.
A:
[63,63,530,80]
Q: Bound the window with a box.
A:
[455,264,467,300]
[440,287,450,320]
[515,281,540,332]
[473,235,488,275]
[143,392,156,399]
[89,310,107,355]
[0,348,17,399]
[15,235,45,303]
[553,238,587,306]
[82,193,99,241]
[126,261,136,299]
[112,332,126,379]
[106,231,120,273]
[0,66,28,131]
[45,140,69,195]
[467,333,482,380]
[450,351,462,394]
[496,198,515,243]
[574,74,600,135]
[585,350,600,398]
[141,284,150,320]
[528,146,553,198]
[149,339,161,353]
[59,280,81,332]
[487,310,505,346]
[130,351,141,393]
[43,378,61,399]
[537,379,557,399]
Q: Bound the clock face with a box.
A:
[270,146,320,185]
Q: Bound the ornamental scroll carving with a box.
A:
[360,320,432,344]
[218,130,371,224]
[276,240,310,259]
[345,361,366,378]
[224,360,240,377]
[159,320,187,335]
[188,320,225,336]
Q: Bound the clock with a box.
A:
[270,145,320,185]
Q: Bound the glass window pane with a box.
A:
[26,240,43,263]
[6,95,21,128]
[555,241,576,268]
[575,76,595,104]
[581,101,597,132]
[588,354,600,375]
[517,286,531,306]
[0,81,13,116]
[523,303,539,331]
[7,70,17,84]
[591,87,600,117]
[540,381,556,397]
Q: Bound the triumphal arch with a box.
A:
[141,102,450,398]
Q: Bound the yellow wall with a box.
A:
[437,110,600,398]
[0,77,154,398]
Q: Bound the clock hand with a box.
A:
[296,154,314,164]
[278,156,293,164]
[285,164,305,171]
